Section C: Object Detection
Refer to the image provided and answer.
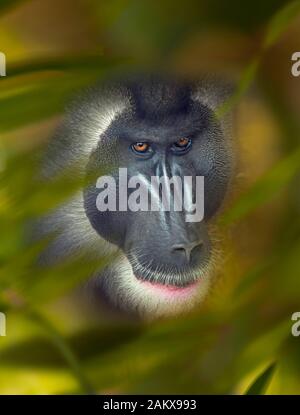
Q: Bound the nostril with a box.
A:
[172,240,203,263]
[172,245,187,255]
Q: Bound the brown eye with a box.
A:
[132,142,150,153]
[176,138,189,147]
[171,137,192,154]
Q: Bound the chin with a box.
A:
[92,254,213,319]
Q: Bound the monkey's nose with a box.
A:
[171,240,203,263]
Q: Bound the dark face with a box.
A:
[83,79,232,296]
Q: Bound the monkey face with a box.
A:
[79,77,233,317]
[39,74,234,318]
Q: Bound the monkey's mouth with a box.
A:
[135,276,201,298]
[127,251,207,298]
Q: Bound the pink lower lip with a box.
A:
[138,279,200,298]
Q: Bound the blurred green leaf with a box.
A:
[0,56,125,132]
[245,363,276,394]
[217,58,259,117]
[0,0,30,14]
[220,147,300,226]
[7,55,122,77]
[217,0,300,117]
[263,0,300,48]
[28,309,94,394]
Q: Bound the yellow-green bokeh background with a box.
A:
[1,0,300,394]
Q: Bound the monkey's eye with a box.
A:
[131,142,150,155]
[171,138,192,154]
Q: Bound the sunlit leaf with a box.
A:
[245,363,276,395]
